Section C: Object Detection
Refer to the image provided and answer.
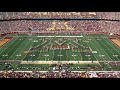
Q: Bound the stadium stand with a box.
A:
[1,12,120,78]
[0,12,120,20]
[0,20,120,34]
[1,12,120,35]
[0,71,120,78]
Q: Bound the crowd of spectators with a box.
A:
[96,71,120,78]
[0,12,98,19]
[0,12,120,35]
[0,22,10,34]
[97,12,120,20]
[1,12,120,20]
[109,62,120,67]
[1,63,119,78]
[0,71,33,78]
[0,20,120,34]
[0,70,120,78]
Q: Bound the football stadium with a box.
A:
[0,12,120,78]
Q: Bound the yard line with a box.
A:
[78,49,83,61]
[87,37,104,66]
[82,36,96,62]
[91,36,112,61]
[66,49,69,61]
[78,37,83,61]
[77,38,83,61]
[97,49,120,50]
[16,37,36,60]
[44,49,47,61]
[15,37,33,60]
[99,39,119,61]
[46,48,51,61]
[70,39,75,61]
[89,40,105,61]
[0,36,14,49]
[3,37,27,59]
[45,53,47,61]
[73,51,76,61]
[22,37,38,61]
[74,37,83,61]
[29,38,43,61]
[105,38,120,55]
[78,38,89,61]
[28,37,41,61]
[37,45,43,61]
[60,48,61,61]
[0,37,18,55]
[37,38,50,61]
[48,39,54,61]
[49,38,54,61]
[0,37,23,60]
[102,39,120,60]
[88,36,106,61]
[52,49,55,61]
[9,37,29,60]
[73,47,76,61]
[108,40,120,51]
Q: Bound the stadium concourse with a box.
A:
[0,12,120,78]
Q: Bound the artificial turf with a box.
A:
[0,34,120,71]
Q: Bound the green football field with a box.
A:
[0,33,120,71]
[0,34,120,62]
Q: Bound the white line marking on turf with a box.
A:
[70,41,76,61]
[109,38,120,50]
[104,38,120,60]
[66,49,69,61]
[37,46,42,61]
[92,36,112,61]
[22,37,38,61]
[0,37,21,60]
[78,37,89,61]
[0,37,18,56]
[77,38,83,61]
[100,38,119,61]
[89,37,105,61]
[88,37,103,66]
[52,49,54,61]
[60,48,61,61]
[29,39,43,61]
[82,36,95,62]
[8,37,28,60]
[27,37,40,61]
[15,37,35,60]
[0,36,14,49]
